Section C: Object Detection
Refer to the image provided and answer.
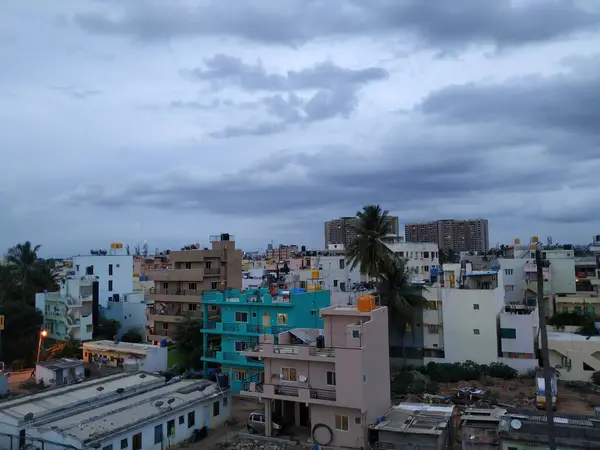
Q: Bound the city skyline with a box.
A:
[2,1,600,256]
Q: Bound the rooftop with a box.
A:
[0,372,164,422]
[36,358,83,371]
[465,270,497,277]
[370,403,454,436]
[40,379,224,445]
[83,340,163,355]
[547,332,600,343]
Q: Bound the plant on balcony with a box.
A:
[171,316,204,370]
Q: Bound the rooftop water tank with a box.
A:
[357,295,376,312]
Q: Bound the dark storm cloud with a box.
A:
[74,0,600,49]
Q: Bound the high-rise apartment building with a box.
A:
[325,216,400,248]
[405,219,489,253]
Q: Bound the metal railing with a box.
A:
[204,268,221,275]
[275,385,299,397]
[308,347,335,357]
[204,349,218,358]
[310,388,336,401]
[147,288,203,296]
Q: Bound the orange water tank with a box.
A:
[357,295,376,312]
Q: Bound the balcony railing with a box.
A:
[308,347,335,357]
[204,268,220,276]
[204,321,218,329]
[241,373,264,392]
[147,288,203,296]
[275,385,299,397]
[150,308,203,317]
[204,349,218,358]
[151,328,170,337]
[222,351,241,361]
[310,388,336,401]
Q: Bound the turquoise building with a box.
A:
[201,287,330,392]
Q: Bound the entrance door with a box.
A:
[299,403,309,427]
[262,313,271,327]
[204,405,210,428]
[55,370,64,385]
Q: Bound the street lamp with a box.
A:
[36,330,48,363]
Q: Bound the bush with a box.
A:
[420,361,517,383]
[11,359,25,370]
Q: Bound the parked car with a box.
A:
[247,410,284,436]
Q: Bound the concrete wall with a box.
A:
[72,253,134,306]
[35,364,85,387]
[311,404,365,449]
[499,259,526,303]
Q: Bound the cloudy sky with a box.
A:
[2,0,600,257]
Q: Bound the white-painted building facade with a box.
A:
[35,358,85,387]
[386,239,440,282]
[83,340,168,372]
[35,278,95,341]
[498,305,538,372]
[0,372,231,450]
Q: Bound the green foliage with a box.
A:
[547,311,596,328]
[0,301,43,365]
[171,316,204,370]
[44,338,82,360]
[421,361,518,383]
[94,318,120,340]
[121,327,144,343]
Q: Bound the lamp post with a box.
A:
[36,330,48,364]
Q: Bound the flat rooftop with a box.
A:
[548,332,600,343]
[370,403,454,436]
[83,340,162,354]
[320,304,385,316]
[45,379,224,444]
[0,372,164,422]
[36,358,83,370]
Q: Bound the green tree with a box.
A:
[378,258,427,366]
[439,248,455,264]
[5,241,42,303]
[94,318,120,340]
[172,316,204,370]
[44,336,82,360]
[121,327,144,343]
[345,205,395,279]
[0,301,43,365]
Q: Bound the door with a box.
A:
[262,313,270,327]
[56,369,64,385]
[204,405,210,428]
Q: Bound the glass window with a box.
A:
[334,414,349,431]
[154,424,163,444]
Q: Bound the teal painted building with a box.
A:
[201,288,330,392]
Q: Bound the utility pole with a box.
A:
[536,246,557,450]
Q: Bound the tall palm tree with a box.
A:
[378,257,427,366]
[345,205,396,279]
[6,241,42,303]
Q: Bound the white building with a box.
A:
[547,329,600,382]
[0,372,231,450]
[386,239,440,282]
[35,358,85,387]
[72,243,134,306]
[35,278,95,341]
[101,291,149,340]
[497,259,527,304]
[498,305,538,372]
[83,340,168,372]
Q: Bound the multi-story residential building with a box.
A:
[35,278,96,341]
[325,216,400,248]
[71,243,134,306]
[200,287,330,393]
[101,292,149,340]
[498,304,538,373]
[266,245,299,261]
[146,234,242,343]
[386,238,440,282]
[405,218,489,254]
[240,304,391,449]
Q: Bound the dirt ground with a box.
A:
[437,377,599,415]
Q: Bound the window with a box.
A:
[339,259,345,269]
[162,322,168,329]
[211,305,218,311]
[300,281,307,289]
[162,282,169,290]
[76,264,80,271]
[326,371,336,386]
[223,396,229,406]
[500,328,517,339]
[562,306,569,312]
[281,367,297,381]
[333,279,338,287]
[574,306,582,313]
[206,261,212,269]
[154,424,163,444]
[235,311,248,322]
[473,329,480,335]
[334,414,349,431]
[188,303,198,311]
[505,285,514,292]
[427,301,438,310]
[167,419,175,437]
[424,251,429,258]
[352,330,360,339]
[120,438,127,449]
[132,432,142,450]
[108,264,113,276]
[211,281,219,290]
[213,400,220,416]
[185,262,192,269]
[363,374,367,383]
[234,371,247,381]
[355,417,362,425]
[405,324,412,333]
[584,362,595,371]
[86,324,93,333]
[234,341,248,351]
[473,304,480,310]
[561,356,572,367]
[108,280,113,291]
[102,445,113,450]
[504,269,514,275]
[188,411,195,428]
[189,282,197,290]
[340,282,346,292]
[423,265,429,272]
[179,415,185,425]
[277,313,288,325]
[428,325,439,334]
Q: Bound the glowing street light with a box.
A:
[36,329,48,363]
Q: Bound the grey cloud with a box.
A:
[53,86,103,99]
[170,98,221,110]
[189,56,388,92]
[74,0,600,49]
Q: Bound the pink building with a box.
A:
[240,304,391,448]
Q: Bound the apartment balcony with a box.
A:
[146,288,203,303]
[241,343,336,362]
[204,268,221,276]
[422,308,443,325]
[148,308,203,323]
[146,268,205,282]
[202,295,293,307]
[521,280,551,296]
[524,263,550,273]
[201,322,291,335]
[241,374,337,405]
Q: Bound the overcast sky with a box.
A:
[2,0,600,257]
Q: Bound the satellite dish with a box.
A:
[24,412,34,421]
[116,388,125,394]
[96,386,104,391]
[155,400,164,407]
[139,373,147,378]
[510,419,522,430]
[167,398,176,405]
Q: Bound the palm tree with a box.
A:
[5,241,42,303]
[378,257,427,366]
[345,205,396,279]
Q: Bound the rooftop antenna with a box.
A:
[126,244,130,256]
[547,236,553,246]
[142,241,148,258]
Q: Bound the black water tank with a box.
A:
[301,245,306,252]
[221,233,230,241]
[316,335,325,349]
[217,373,230,389]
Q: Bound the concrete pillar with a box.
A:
[202,304,208,376]
[265,400,273,437]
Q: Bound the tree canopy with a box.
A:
[172,316,204,370]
